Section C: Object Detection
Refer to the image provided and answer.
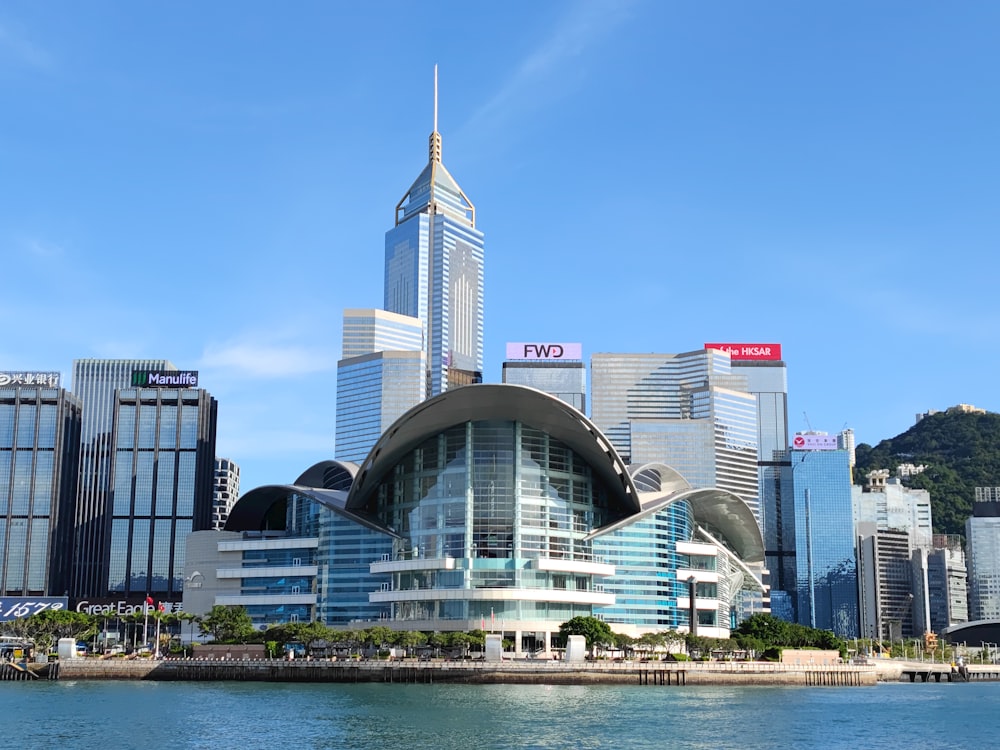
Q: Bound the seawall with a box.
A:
[42,658,877,687]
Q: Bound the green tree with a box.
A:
[391,630,427,655]
[7,610,97,652]
[558,616,615,652]
[198,605,254,643]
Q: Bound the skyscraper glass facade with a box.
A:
[0,383,81,596]
[336,309,426,464]
[71,358,174,597]
[107,387,216,599]
[502,361,586,412]
[591,351,759,522]
[784,449,858,637]
[384,122,484,396]
[966,499,1000,621]
[335,351,425,463]
[594,500,694,630]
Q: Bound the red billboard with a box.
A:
[704,343,782,361]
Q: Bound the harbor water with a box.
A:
[3,680,997,749]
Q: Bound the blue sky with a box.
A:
[3,1,999,493]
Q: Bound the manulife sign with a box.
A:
[131,370,199,388]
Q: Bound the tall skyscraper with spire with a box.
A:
[384,66,485,396]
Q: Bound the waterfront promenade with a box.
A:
[33,657,878,686]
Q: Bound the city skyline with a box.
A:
[3,2,999,493]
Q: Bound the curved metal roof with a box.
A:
[587,465,765,563]
[224,483,396,537]
[346,383,640,514]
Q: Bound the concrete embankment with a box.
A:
[41,658,877,687]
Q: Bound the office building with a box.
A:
[502,342,586,411]
[106,377,217,602]
[966,492,1000,621]
[335,309,426,463]
[852,471,933,549]
[927,534,968,632]
[213,458,240,531]
[852,469,936,641]
[70,358,175,597]
[383,68,485,397]
[781,447,858,637]
[0,372,81,596]
[590,350,759,521]
[857,527,917,641]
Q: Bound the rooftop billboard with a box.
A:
[0,371,61,388]
[704,343,782,361]
[792,434,839,451]
[505,343,582,361]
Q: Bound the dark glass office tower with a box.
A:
[0,374,81,596]
[107,384,217,601]
[71,359,174,597]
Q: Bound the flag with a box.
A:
[157,602,165,612]
[481,617,485,631]
[145,596,154,606]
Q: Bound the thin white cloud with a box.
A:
[200,337,337,379]
[0,21,52,70]
[464,0,637,131]
[19,236,64,259]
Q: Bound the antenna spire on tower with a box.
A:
[429,65,442,163]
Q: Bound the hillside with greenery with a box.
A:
[854,410,1000,537]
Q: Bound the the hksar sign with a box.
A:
[506,343,582,360]
[704,343,782,361]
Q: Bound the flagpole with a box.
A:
[143,596,150,652]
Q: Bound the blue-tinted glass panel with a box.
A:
[108,520,129,592]
[180,406,198,449]
[130,518,150,592]
[0,404,13,446]
[173,519,191,590]
[33,452,53,516]
[0,519,6,587]
[116,405,136,448]
[37,405,57,449]
[15,405,35,448]
[155,453,175,516]
[0,453,10,515]
[134,452,154,515]
[138,405,157,449]
[12,453,32,515]
[151,519,173,593]
[6,518,28,587]
[113,451,133,515]
[176,453,195,515]
[158,405,177,449]
[27,518,49,590]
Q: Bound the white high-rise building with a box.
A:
[213,457,240,531]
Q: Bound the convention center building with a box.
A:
[183,384,766,653]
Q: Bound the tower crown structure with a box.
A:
[394,65,476,227]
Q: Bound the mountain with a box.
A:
[853,410,1000,537]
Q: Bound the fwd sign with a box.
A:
[505,342,582,361]
[524,344,564,358]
